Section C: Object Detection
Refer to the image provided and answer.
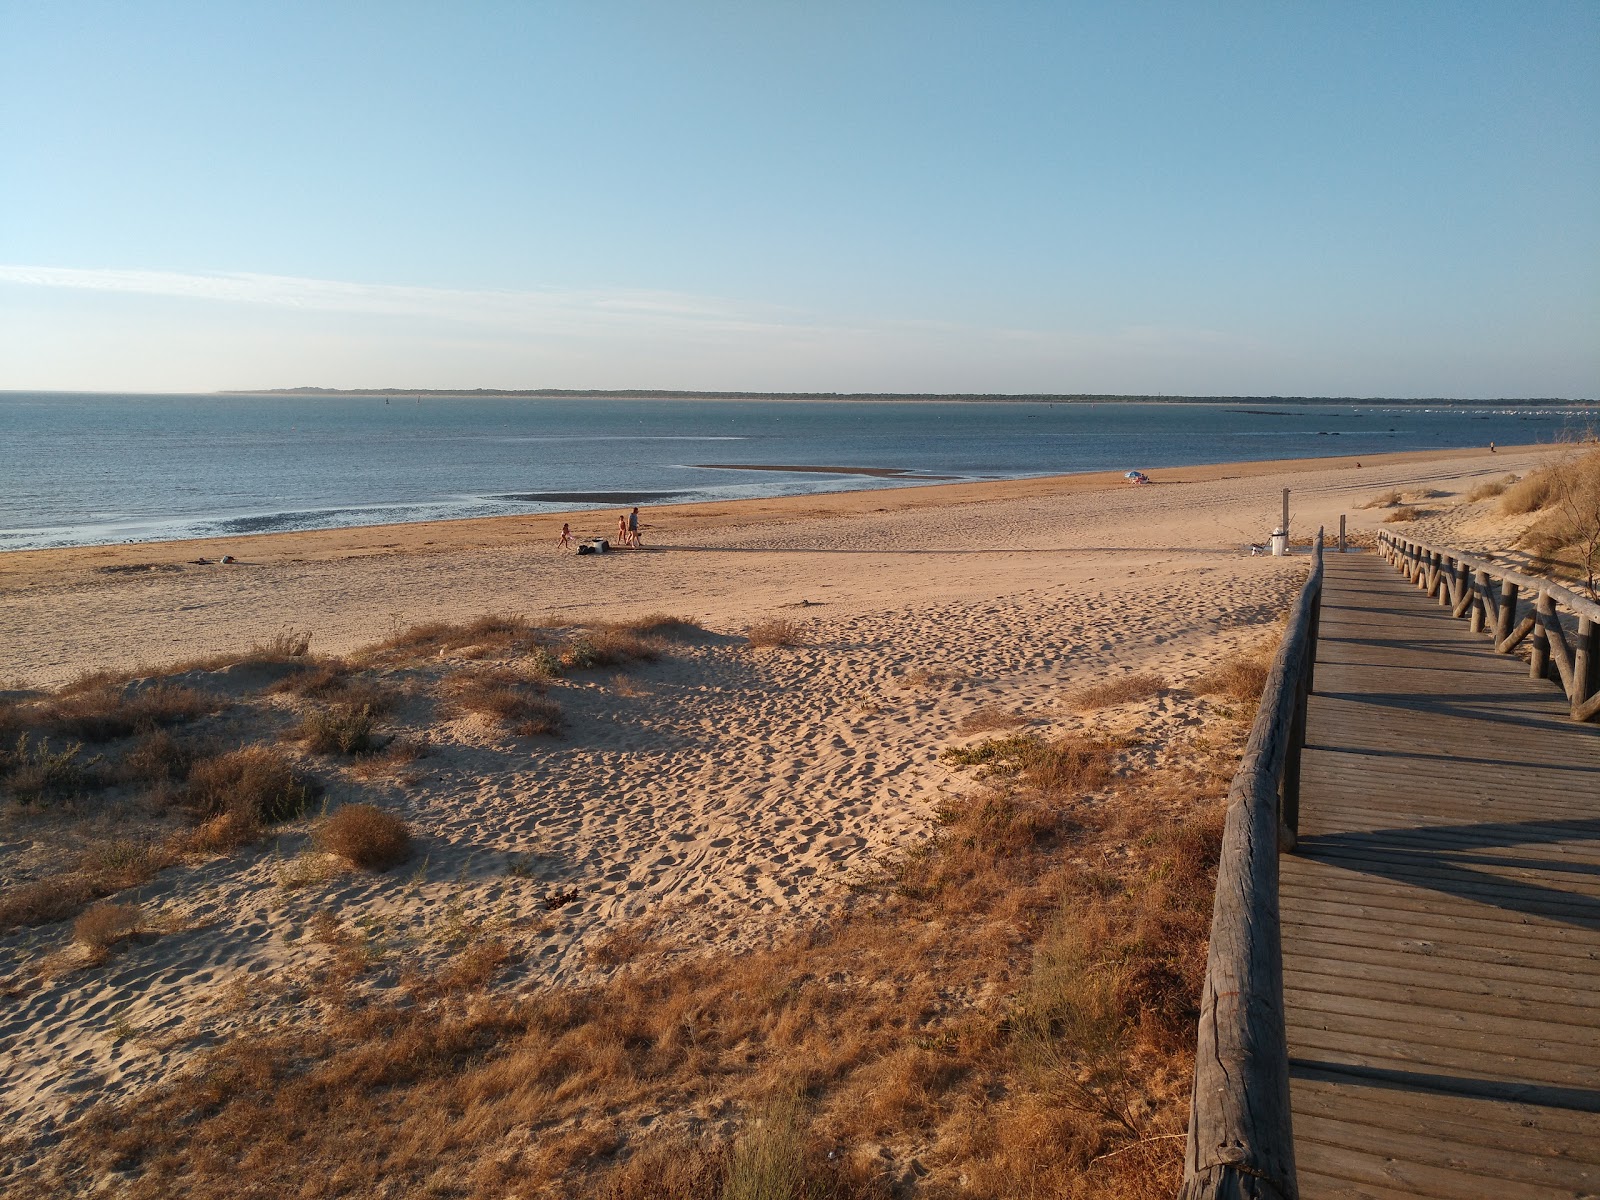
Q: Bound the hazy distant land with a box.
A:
[223,388,1593,406]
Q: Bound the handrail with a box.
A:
[1377,532,1600,722]
[1179,530,1323,1200]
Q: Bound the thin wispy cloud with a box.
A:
[0,264,775,336]
[0,262,1260,392]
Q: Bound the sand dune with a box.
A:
[0,444,1560,1160]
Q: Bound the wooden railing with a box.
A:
[1378,532,1600,722]
[1179,530,1323,1200]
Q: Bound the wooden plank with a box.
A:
[1285,987,1600,1053]
[1278,888,1600,944]
[1287,1023,1599,1091]
[1284,1002,1600,1070]
[1295,1136,1593,1200]
[1283,937,1600,998]
[1295,1111,1600,1189]
[1281,966,1600,1028]
[1291,1067,1600,1142]
[1281,915,1600,975]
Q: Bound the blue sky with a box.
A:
[2,2,1596,396]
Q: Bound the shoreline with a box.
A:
[0,441,1558,690]
[0,444,1543,580]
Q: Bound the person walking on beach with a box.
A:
[617,514,629,547]
[557,522,574,551]
[628,506,642,548]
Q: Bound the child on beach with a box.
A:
[557,522,574,550]
[618,514,629,547]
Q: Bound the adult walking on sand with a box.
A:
[628,506,642,548]
[557,522,574,551]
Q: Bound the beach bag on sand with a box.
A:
[577,538,610,555]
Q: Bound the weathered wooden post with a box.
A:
[1531,592,1552,681]
[1495,580,1518,648]
[1576,617,1600,722]
[1470,570,1490,634]
[1338,514,1346,552]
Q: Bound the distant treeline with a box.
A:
[222,389,1593,406]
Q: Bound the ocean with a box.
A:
[1,392,1591,551]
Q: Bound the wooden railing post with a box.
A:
[1576,617,1600,722]
[1180,532,1320,1200]
[1531,593,1552,682]
[1373,533,1600,724]
[1470,570,1490,634]
[1495,580,1518,648]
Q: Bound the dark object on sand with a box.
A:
[576,538,611,556]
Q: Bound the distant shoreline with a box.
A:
[215,389,1595,407]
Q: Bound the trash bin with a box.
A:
[1270,529,1289,556]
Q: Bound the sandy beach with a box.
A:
[0,442,1564,1192]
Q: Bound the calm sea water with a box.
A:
[0,393,1591,551]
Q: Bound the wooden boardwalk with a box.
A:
[1285,553,1600,1198]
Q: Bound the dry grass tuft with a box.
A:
[746,619,802,648]
[39,683,219,744]
[374,613,533,661]
[187,746,320,825]
[586,920,657,968]
[445,669,564,735]
[118,730,200,785]
[72,902,144,963]
[1068,673,1167,711]
[349,738,428,780]
[295,703,379,755]
[313,804,413,870]
[178,811,260,857]
[1189,646,1274,713]
[941,732,1117,796]
[1506,449,1600,595]
[958,706,1030,734]
[1,734,97,803]
[605,613,704,639]
[899,666,962,689]
[1383,506,1421,523]
[1360,488,1403,509]
[1466,475,1518,502]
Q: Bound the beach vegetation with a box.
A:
[0,838,173,934]
[72,902,146,964]
[349,737,429,780]
[957,705,1030,733]
[1505,448,1600,596]
[2,734,99,803]
[1360,488,1403,509]
[445,668,564,735]
[295,702,379,755]
[1188,644,1274,713]
[1068,672,1167,711]
[6,690,1239,1200]
[1466,475,1518,502]
[1383,506,1422,523]
[34,682,220,744]
[898,666,962,689]
[116,729,202,786]
[746,619,802,648]
[186,746,320,825]
[313,803,413,870]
